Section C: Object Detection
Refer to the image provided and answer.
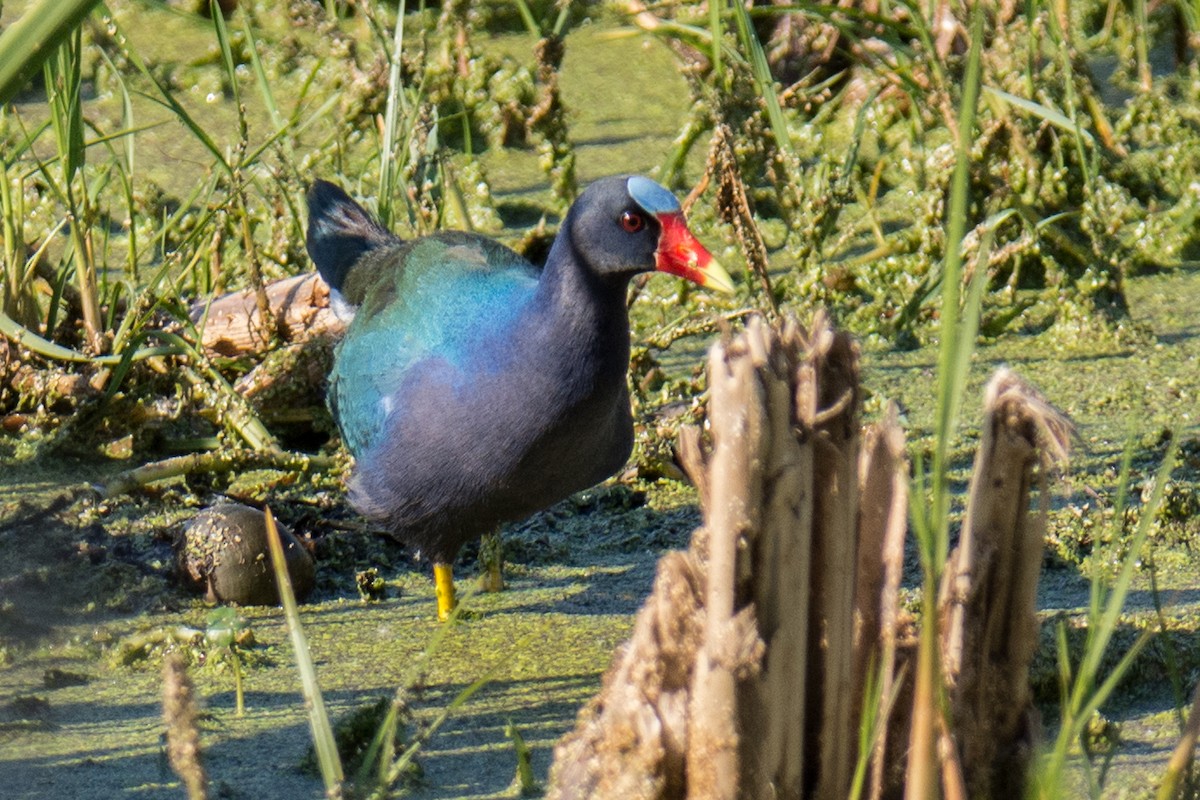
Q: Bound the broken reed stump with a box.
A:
[546,313,1071,800]
[936,369,1071,799]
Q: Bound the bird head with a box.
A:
[564,176,734,294]
[625,176,734,294]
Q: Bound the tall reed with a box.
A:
[44,26,104,352]
[0,0,102,105]
[904,6,987,796]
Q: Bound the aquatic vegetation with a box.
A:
[0,0,1198,796]
[631,0,1200,347]
[204,606,255,716]
[300,696,421,787]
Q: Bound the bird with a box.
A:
[306,175,733,619]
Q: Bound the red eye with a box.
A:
[620,211,645,233]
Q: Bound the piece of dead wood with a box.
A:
[548,312,878,800]
[937,368,1072,799]
[186,272,345,417]
[189,272,344,358]
[550,314,1073,800]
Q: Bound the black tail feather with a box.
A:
[305,180,396,291]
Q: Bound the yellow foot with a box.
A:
[434,562,457,621]
[477,530,505,593]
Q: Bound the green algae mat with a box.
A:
[2,267,1197,798]
[3,0,1200,797]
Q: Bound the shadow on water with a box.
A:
[0,651,609,799]
[0,457,692,795]
[395,674,603,799]
[0,693,320,799]
[0,483,178,652]
[1155,325,1200,345]
[496,558,660,618]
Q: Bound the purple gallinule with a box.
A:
[306,175,732,619]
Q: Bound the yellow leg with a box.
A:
[477,529,505,593]
[434,561,456,621]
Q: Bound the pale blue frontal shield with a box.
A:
[627,176,681,216]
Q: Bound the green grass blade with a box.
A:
[107,263,159,355]
[1146,558,1188,729]
[94,47,141,284]
[1039,437,1179,795]
[1043,3,1094,185]
[263,508,345,794]
[371,675,491,799]
[903,10,986,794]
[511,0,542,36]
[620,18,742,65]
[377,4,407,230]
[550,1,573,37]
[708,0,724,78]
[1055,619,1073,717]
[730,0,792,156]
[111,10,232,178]
[1074,628,1154,726]
[840,85,883,191]
[1,308,178,364]
[982,86,1096,146]
[355,695,406,789]
[343,576,494,797]
[210,1,243,112]
[848,654,899,800]
[0,0,102,105]
[129,89,230,175]
[953,208,1015,382]
[1075,439,1178,696]
[46,27,86,182]
[241,12,285,137]
[928,3,985,572]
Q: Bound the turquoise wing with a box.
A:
[330,232,539,456]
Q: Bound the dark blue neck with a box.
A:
[528,229,634,393]
[536,230,630,327]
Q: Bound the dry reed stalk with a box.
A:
[804,319,861,800]
[937,369,1071,798]
[857,405,909,800]
[162,653,208,800]
[548,312,872,799]
[734,316,814,799]
[686,319,764,800]
[548,318,1067,800]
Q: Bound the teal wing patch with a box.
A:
[330,233,538,456]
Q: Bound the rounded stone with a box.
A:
[178,503,315,605]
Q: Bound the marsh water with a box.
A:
[2,1,1200,798]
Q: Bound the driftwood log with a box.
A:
[189,272,343,358]
[188,272,344,418]
[547,313,1071,800]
